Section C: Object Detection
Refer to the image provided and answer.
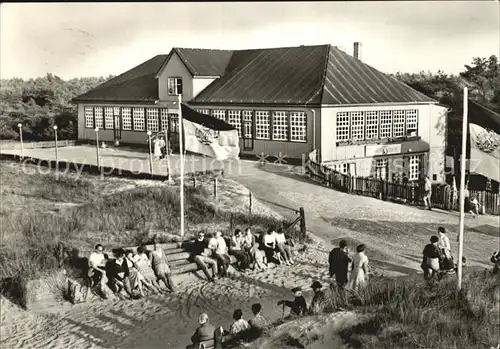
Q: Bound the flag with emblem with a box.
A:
[180,104,239,160]
[469,123,500,182]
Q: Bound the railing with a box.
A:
[0,140,76,150]
[305,152,500,215]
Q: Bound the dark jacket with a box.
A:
[283,296,307,316]
[329,247,350,278]
[423,244,441,259]
[188,239,208,262]
[191,322,216,343]
[106,259,130,282]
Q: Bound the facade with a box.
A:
[73,43,448,183]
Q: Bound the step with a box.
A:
[166,251,190,262]
[171,262,198,275]
[164,247,184,255]
[169,258,192,267]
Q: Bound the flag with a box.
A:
[469,123,500,182]
[181,104,240,160]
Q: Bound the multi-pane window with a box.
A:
[409,155,420,181]
[272,111,288,141]
[242,111,253,138]
[365,111,379,139]
[227,110,242,137]
[84,107,94,128]
[160,109,169,132]
[212,110,226,121]
[122,108,132,130]
[379,111,392,138]
[255,111,270,139]
[393,110,406,137]
[196,109,210,115]
[376,158,388,180]
[350,112,365,141]
[169,113,179,133]
[146,108,159,132]
[167,77,183,95]
[113,107,120,116]
[406,110,418,134]
[133,108,145,131]
[104,107,114,129]
[336,112,350,141]
[290,111,307,142]
[94,107,104,129]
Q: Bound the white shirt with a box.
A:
[439,234,451,251]
[209,236,228,255]
[275,232,286,244]
[471,198,479,205]
[89,252,105,269]
[263,233,276,247]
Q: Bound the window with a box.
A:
[104,107,114,129]
[169,113,179,133]
[122,108,132,130]
[350,112,365,141]
[84,107,94,128]
[113,107,120,116]
[196,109,210,115]
[336,112,350,141]
[290,111,307,142]
[242,110,253,138]
[409,155,420,181]
[133,108,145,131]
[212,110,226,121]
[146,108,159,132]
[272,111,288,141]
[393,110,405,137]
[160,109,169,132]
[94,107,103,129]
[167,77,183,95]
[376,158,388,180]
[405,110,418,135]
[365,111,378,139]
[379,111,392,138]
[255,111,270,139]
[227,110,242,137]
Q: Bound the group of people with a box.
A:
[187,227,295,282]
[152,135,170,161]
[421,227,456,281]
[328,241,370,291]
[87,241,176,300]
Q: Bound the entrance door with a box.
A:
[242,111,254,151]
[168,113,179,153]
[113,107,122,143]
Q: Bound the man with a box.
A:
[106,249,135,298]
[209,231,231,277]
[329,240,351,288]
[188,231,218,282]
[230,229,250,271]
[191,313,216,344]
[423,175,432,210]
[159,136,166,159]
[229,309,250,335]
[309,281,327,315]
[277,287,307,318]
[248,303,270,333]
[88,244,107,293]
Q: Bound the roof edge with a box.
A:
[155,50,175,79]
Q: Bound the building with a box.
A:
[73,43,448,183]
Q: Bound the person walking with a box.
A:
[347,244,369,291]
[328,240,351,288]
[423,175,432,211]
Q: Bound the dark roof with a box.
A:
[73,55,167,103]
[181,104,235,131]
[174,48,233,77]
[468,99,500,134]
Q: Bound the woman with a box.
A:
[153,137,162,161]
[262,228,278,265]
[150,241,176,292]
[275,228,294,265]
[230,229,249,271]
[347,244,369,291]
[106,249,134,298]
[438,227,453,271]
[242,228,256,267]
[209,231,231,277]
[421,236,441,280]
[125,250,146,297]
[134,245,164,293]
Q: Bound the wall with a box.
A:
[193,77,217,98]
[157,51,194,102]
[320,103,447,182]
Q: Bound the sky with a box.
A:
[1,2,499,80]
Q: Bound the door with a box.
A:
[168,113,179,153]
[242,110,254,151]
[113,107,121,143]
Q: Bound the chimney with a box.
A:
[353,42,362,61]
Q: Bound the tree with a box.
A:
[460,55,500,112]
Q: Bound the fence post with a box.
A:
[214,177,217,199]
[249,191,252,216]
[299,207,306,243]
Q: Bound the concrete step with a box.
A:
[166,251,190,262]
[171,262,198,275]
[169,258,192,267]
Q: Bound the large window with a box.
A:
[379,111,392,138]
[350,111,365,141]
[336,112,350,141]
[212,110,226,122]
[272,111,288,141]
[409,155,420,181]
[146,108,159,132]
[94,107,103,129]
[84,107,94,128]
[255,111,270,139]
[104,107,114,129]
[393,110,405,137]
[133,108,145,131]
[167,77,183,95]
[406,110,418,134]
[365,111,378,139]
[290,111,307,142]
[122,108,132,130]
[160,109,169,132]
[227,110,242,137]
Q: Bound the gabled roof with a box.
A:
[73,55,167,103]
[174,48,234,77]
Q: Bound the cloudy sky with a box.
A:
[1,2,498,79]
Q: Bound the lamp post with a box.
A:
[17,123,24,159]
[95,127,100,169]
[53,125,59,163]
[147,130,153,175]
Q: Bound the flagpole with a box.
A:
[457,87,468,291]
[178,94,185,238]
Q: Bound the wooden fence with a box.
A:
[306,158,500,216]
